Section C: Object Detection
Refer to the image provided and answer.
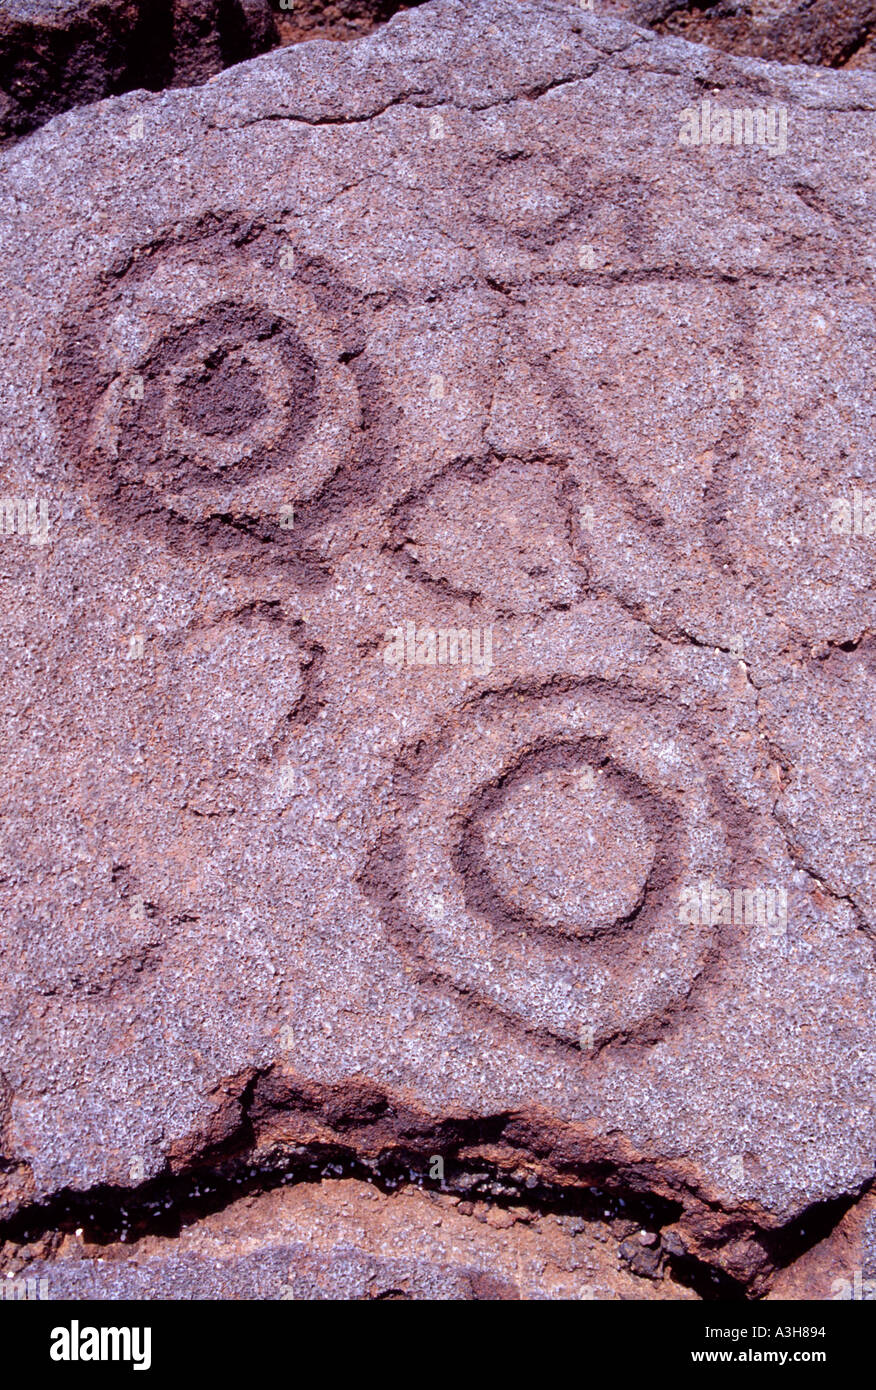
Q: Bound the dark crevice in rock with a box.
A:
[1,1067,871,1300]
[0,1151,677,1250]
[0,1141,740,1300]
[757,1179,875,1273]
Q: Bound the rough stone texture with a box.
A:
[4,0,872,150]
[274,0,425,48]
[606,0,876,69]
[0,0,874,1300]
[766,1191,876,1299]
[0,0,279,145]
[7,1178,700,1299]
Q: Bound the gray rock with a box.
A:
[0,0,873,1297]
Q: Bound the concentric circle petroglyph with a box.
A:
[367,676,752,1054]
[479,765,659,935]
[3,0,876,1297]
[53,216,363,570]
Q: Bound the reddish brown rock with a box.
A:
[606,0,876,69]
[767,1191,876,1299]
[0,0,874,1299]
[273,0,424,48]
[6,1177,700,1299]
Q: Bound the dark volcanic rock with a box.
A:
[0,0,278,145]
[606,0,876,69]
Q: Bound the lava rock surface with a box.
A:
[0,0,874,1299]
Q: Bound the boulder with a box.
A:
[0,0,874,1297]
